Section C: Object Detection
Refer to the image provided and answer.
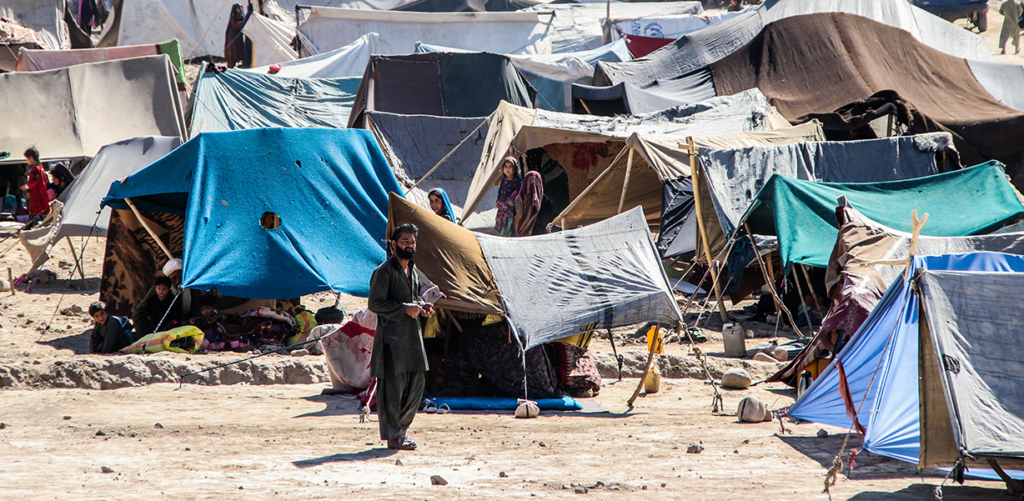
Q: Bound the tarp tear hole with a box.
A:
[261,212,281,230]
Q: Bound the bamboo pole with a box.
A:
[406,118,488,194]
[799,264,825,318]
[7,267,13,295]
[791,267,815,334]
[124,198,173,260]
[628,325,673,407]
[617,148,634,214]
[686,137,728,322]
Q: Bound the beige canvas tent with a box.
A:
[0,55,186,165]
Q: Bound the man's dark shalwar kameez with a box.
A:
[368,256,428,441]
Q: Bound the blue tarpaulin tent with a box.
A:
[103,128,403,299]
[789,252,1024,477]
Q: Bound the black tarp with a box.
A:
[657,176,694,258]
[348,52,535,128]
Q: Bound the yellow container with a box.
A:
[646,325,665,354]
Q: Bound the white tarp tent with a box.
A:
[241,11,301,66]
[522,2,702,53]
[0,0,67,49]
[246,33,378,78]
[57,136,183,239]
[98,0,230,58]
[297,7,555,56]
[0,55,185,164]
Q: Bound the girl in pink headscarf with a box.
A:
[494,157,521,236]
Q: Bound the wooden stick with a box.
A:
[903,210,929,279]
[65,237,88,288]
[7,267,13,295]
[617,147,634,214]
[628,325,672,406]
[799,264,825,318]
[744,224,803,337]
[123,198,173,260]
[578,98,593,115]
[405,118,488,194]
[886,113,894,137]
[686,137,728,322]
[791,267,815,334]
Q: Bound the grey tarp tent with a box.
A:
[188,65,361,137]
[463,89,791,221]
[366,111,498,231]
[0,55,185,165]
[918,270,1024,472]
[56,136,183,240]
[572,80,713,116]
[477,206,683,350]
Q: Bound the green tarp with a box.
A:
[156,39,186,85]
[745,161,1024,271]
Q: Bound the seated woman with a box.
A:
[427,188,455,223]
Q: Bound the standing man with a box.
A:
[1000,0,1021,55]
[368,224,433,450]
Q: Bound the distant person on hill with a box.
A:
[19,147,49,217]
[494,157,522,236]
[1000,0,1021,54]
[88,301,135,354]
[427,188,455,223]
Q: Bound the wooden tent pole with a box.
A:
[617,147,634,214]
[628,324,674,407]
[744,224,803,336]
[790,267,815,334]
[123,198,174,260]
[686,137,728,322]
[799,264,825,318]
[406,118,488,194]
[65,237,88,288]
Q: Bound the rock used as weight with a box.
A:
[720,368,752,389]
[737,396,767,423]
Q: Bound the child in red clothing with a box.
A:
[19,147,50,216]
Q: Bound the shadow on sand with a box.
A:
[292,448,399,468]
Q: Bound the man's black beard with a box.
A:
[395,246,416,260]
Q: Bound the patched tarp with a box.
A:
[770,204,1024,385]
[464,89,791,220]
[744,161,1024,271]
[521,2,702,53]
[386,193,504,316]
[700,133,955,247]
[595,0,991,88]
[415,39,633,112]
[789,252,1024,477]
[15,39,186,84]
[366,111,496,230]
[477,206,683,349]
[246,33,377,78]
[297,7,553,56]
[347,52,534,128]
[97,0,230,58]
[709,13,1024,186]
[918,271,1024,468]
[57,136,182,240]
[572,80,711,116]
[0,55,185,164]
[102,128,403,299]
[189,65,360,137]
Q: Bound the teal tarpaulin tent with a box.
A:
[744,161,1024,271]
[103,128,403,299]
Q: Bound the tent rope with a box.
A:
[39,211,103,342]
[933,455,965,501]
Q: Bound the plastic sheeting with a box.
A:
[56,136,182,240]
[595,0,990,88]
[241,12,299,66]
[521,2,702,53]
[298,7,553,56]
[701,133,953,242]
[15,40,187,84]
[367,111,497,230]
[189,66,361,137]
[0,55,185,164]
[572,78,713,116]
[966,59,1024,113]
[416,39,632,112]
[789,252,1024,474]
[0,0,67,49]
[464,89,790,220]
[477,207,683,349]
[246,33,377,79]
[98,0,230,59]
[347,52,534,128]
[918,271,1024,465]
[102,128,403,299]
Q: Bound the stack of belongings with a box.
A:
[0,16,51,71]
[386,194,683,398]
